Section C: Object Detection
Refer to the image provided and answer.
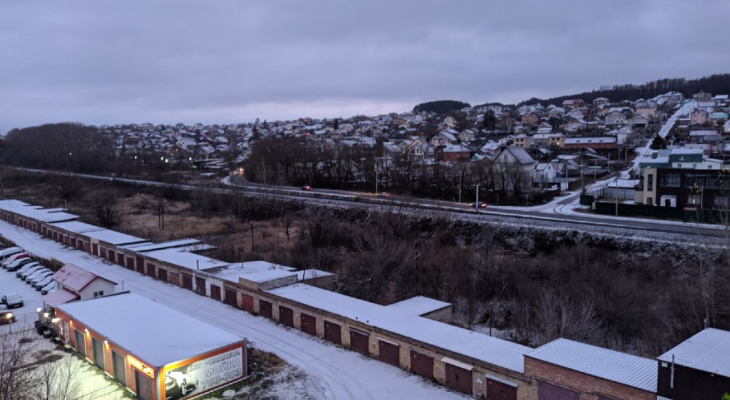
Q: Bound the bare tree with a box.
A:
[0,329,43,400]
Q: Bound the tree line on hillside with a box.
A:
[522,73,730,106]
[413,100,471,114]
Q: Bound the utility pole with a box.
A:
[250,223,255,252]
[475,184,480,212]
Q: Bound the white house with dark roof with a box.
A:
[43,263,117,308]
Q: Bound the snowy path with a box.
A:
[1,221,468,400]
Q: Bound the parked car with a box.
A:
[30,271,54,287]
[25,269,51,283]
[15,262,40,276]
[0,311,16,325]
[377,192,391,198]
[469,201,488,209]
[2,253,28,268]
[0,247,22,263]
[40,281,56,294]
[19,266,44,279]
[34,275,54,290]
[301,185,312,191]
[6,258,33,272]
[1,294,23,309]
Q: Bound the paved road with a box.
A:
[13,166,728,239]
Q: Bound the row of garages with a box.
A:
[7,199,718,400]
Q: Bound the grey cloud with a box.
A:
[1,1,728,132]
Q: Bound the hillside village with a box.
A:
[93,90,730,208]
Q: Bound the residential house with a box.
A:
[690,109,709,126]
[532,133,564,148]
[44,263,117,308]
[630,113,650,128]
[436,143,471,162]
[562,99,585,109]
[430,129,458,147]
[592,97,609,107]
[605,111,628,126]
[512,134,530,149]
[534,162,559,184]
[563,137,617,150]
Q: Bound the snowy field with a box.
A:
[0,221,469,400]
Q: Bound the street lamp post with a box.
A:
[475,184,480,212]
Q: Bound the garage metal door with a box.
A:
[108,249,115,262]
[445,362,472,395]
[324,321,341,345]
[378,339,400,367]
[349,329,369,356]
[241,294,254,312]
[224,288,237,306]
[301,313,317,336]
[126,256,134,270]
[92,338,104,370]
[538,381,579,400]
[195,277,206,295]
[169,272,179,286]
[181,274,193,290]
[210,285,221,301]
[74,329,86,356]
[117,253,125,266]
[279,306,294,328]
[259,300,273,319]
[112,351,126,385]
[158,268,168,283]
[410,351,434,379]
[91,242,97,255]
[135,370,153,400]
[146,263,156,278]
[486,376,518,400]
[135,256,144,273]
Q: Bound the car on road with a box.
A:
[1,294,24,309]
[301,185,312,191]
[377,192,391,198]
[6,258,33,272]
[0,311,16,325]
[469,201,488,209]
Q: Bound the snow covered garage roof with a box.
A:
[657,328,730,378]
[49,221,146,245]
[142,247,229,271]
[57,292,243,367]
[526,338,657,392]
[0,200,78,223]
[266,283,530,373]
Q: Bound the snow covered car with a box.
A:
[33,275,55,290]
[1,294,23,309]
[40,282,56,295]
[165,371,198,398]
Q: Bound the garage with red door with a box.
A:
[241,293,254,312]
[349,328,369,356]
[486,374,518,400]
[410,350,434,379]
[324,320,341,345]
[300,313,317,336]
[378,338,400,367]
[443,357,473,395]
[279,305,294,328]
[259,299,273,319]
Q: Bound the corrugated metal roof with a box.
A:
[657,328,730,378]
[53,263,105,293]
[526,338,657,392]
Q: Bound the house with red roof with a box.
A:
[43,263,117,307]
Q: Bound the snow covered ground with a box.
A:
[0,221,469,400]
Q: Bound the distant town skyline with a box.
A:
[1,1,728,133]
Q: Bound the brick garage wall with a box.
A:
[524,357,655,400]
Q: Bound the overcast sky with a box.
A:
[1,1,728,133]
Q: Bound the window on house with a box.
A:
[647,197,653,205]
[714,196,730,210]
[660,173,680,188]
[688,194,701,206]
[647,174,653,191]
[693,164,697,168]
[93,291,104,298]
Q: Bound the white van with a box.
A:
[0,247,22,262]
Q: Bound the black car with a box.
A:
[469,201,487,209]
